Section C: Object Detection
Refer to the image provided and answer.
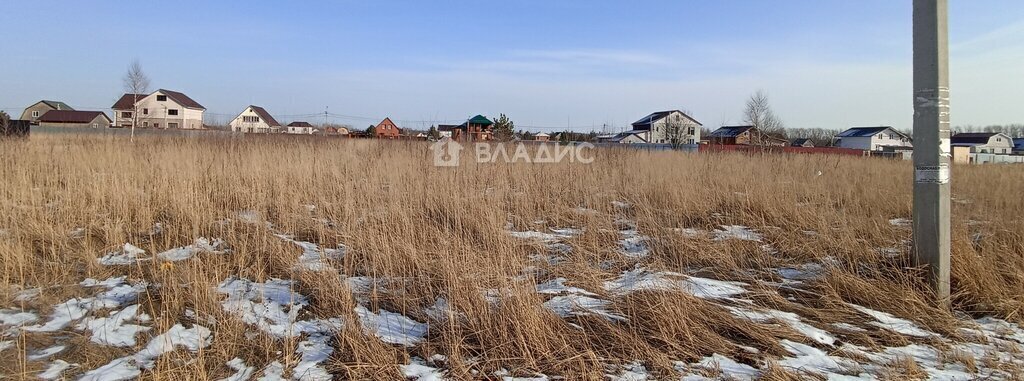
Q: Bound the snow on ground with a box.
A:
[889,218,912,227]
[98,243,147,265]
[354,305,428,346]
[79,323,212,381]
[603,267,747,299]
[156,237,227,261]
[22,277,147,333]
[217,277,341,338]
[38,359,75,380]
[77,304,151,347]
[543,294,625,322]
[619,227,650,259]
[536,277,597,296]
[401,358,447,381]
[727,306,836,346]
[712,225,762,242]
[220,358,256,381]
[292,334,335,381]
[848,303,935,338]
[273,234,346,271]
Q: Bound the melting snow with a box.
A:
[712,225,762,242]
[544,294,625,321]
[98,243,147,265]
[848,304,934,338]
[0,308,38,326]
[217,277,340,338]
[727,307,835,346]
[354,305,428,346]
[401,358,447,381]
[685,354,760,380]
[619,228,650,258]
[80,323,213,381]
[274,234,346,271]
[220,358,256,381]
[292,334,334,381]
[888,218,911,227]
[77,304,151,347]
[38,360,75,380]
[258,361,286,381]
[157,237,227,261]
[27,345,66,360]
[603,267,747,299]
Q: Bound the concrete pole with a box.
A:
[912,0,951,305]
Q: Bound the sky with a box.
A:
[1,1,1022,132]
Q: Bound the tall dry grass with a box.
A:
[1,133,1022,379]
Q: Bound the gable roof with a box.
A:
[39,110,110,124]
[951,132,1005,145]
[34,100,74,111]
[609,130,648,143]
[836,126,899,138]
[708,125,755,137]
[791,138,813,146]
[631,110,702,128]
[437,124,458,132]
[112,94,148,110]
[158,89,205,110]
[288,121,313,127]
[377,117,397,127]
[245,105,281,127]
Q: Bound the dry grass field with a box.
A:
[2,133,1024,380]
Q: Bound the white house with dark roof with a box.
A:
[286,121,315,134]
[835,126,912,151]
[229,105,282,133]
[951,132,1014,154]
[629,110,701,144]
[111,89,206,129]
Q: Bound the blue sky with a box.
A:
[1,1,1021,132]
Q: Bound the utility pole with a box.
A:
[912,0,951,306]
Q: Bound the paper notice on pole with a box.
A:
[939,138,951,158]
[915,164,950,184]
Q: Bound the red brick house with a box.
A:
[707,125,787,146]
[374,117,401,139]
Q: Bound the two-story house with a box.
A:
[951,132,1014,154]
[452,115,493,141]
[707,125,787,146]
[834,126,913,151]
[630,110,702,145]
[374,117,401,139]
[229,105,282,133]
[20,100,74,125]
[111,89,206,129]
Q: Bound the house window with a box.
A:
[121,112,132,118]
[32,111,40,117]
[92,123,97,128]
[169,123,179,128]
[143,121,149,127]
[156,95,167,101]
[168,109,179,116]
[154,123,160,128]
[143,108,149,115]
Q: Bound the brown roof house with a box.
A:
[111,89,206,129]
[374,117,401,139]
[229,105,282,133]
[21,100,74,124]
[38,110,112,129]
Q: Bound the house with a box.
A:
[707,126,787,146]
[1013,138,1024,155]
[374,117,401,139]
[286,121,315,134]
[111,89,205,129]
[229,105,282,133]
[791,138,814,147]
[21,100,74,124]
[533,132,550,142]
[436,125,458,138]
[324,126,350,136]
[630,110,701,144]
[38,110,111,128]
[452,115,493,141]
[605,130,649,144]
[834,126,912,151]
[951,132,1014,154]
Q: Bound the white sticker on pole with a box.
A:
[939,138,951,158]
[915,164,950,184]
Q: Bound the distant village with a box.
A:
[7,88,1024,165]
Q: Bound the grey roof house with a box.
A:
[21,100,75,124]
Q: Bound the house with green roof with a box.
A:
[21,100,75,124]
[453,115,494,141]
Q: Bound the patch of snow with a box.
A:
[98,243,147,265]
[217,277,337,338]
[544,294,625,322]
[536,278,597,296]
[292,334,334,381]
[712,225,762,242]
[726,307,835,346]
[777,263,825,282]
[157,237,227,261]
[0,340,12,352]
[257,361,286,381]
[80,324,212,381]
[673,227,704,238]
[619,228,650,258]
[275,234,346,271]
[354,305,428,346]
[219,358,256,381]
[23,298,91,332]
[0,308,38,326]
[777,340,851,375]
[687,354,760,380]
[14,288,40,302]
[77,304,151,347]
[603,267,747,299]
[608,361,649,380]
[27,345,66,360]
[612,201,632,209]
[888,218,911,227]
[38,360,75,380]
[848,304,934,338]
[831,323,867,333]
[402,357,447,381]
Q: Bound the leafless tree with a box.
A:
[122,59,151,141]
[662,111,697,149]
[743,90,785,146]
[0,111,9,135]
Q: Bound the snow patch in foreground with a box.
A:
[712,225,762,242]
[79,323,212,381]
[354,305,428,346]
[98,243,147,265]
[157,237,228,261]
[603,267,747,299]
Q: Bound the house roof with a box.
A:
[159,89,205,110]
[467,115,493,126]
[708,125,755,138]
[111,90,205,110]
[836,126,897,138]
[437,124,458,132]
[1014,138,1024,150]
[534,132,550,137]
[631,110,702,128]
[377,117,397,127]
[791,138,812,146]
[36,100,74,111]
[288,121,313,127]
[247,105,281,127]
[112,94,148,110]
[951,132,1002,145]
[610,130,648,143]
[39,110,110,124]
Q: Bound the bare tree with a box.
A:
[662,113,697,149]
[123,59,151,141]
[743,90,785,146]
